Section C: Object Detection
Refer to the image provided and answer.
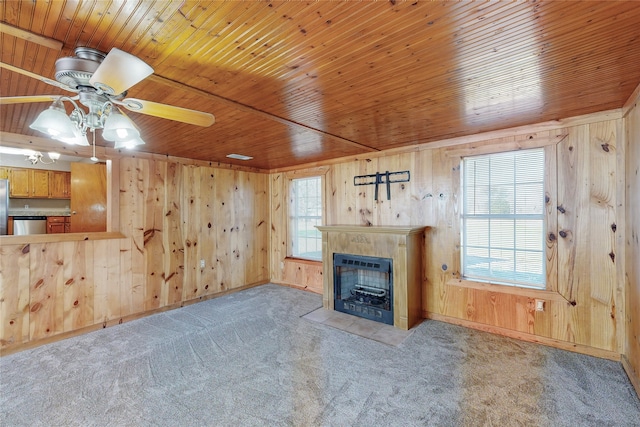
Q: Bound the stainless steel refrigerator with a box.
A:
[0,179,8,235]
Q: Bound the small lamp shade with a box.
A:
[89,48,153,95]
[29,99,76,140]
[102,110,140,141]
[53,124,90,146]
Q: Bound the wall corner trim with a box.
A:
[622,354,640,400]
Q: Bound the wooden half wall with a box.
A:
[272,112,627,359]
[0,157,269,353]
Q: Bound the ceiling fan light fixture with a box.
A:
[113,136,145,149]
[29,99,76,139]
[7,46,214,155]
[102,109,140,141]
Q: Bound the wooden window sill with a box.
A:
[446,277,567,302]
[284,257,322,265]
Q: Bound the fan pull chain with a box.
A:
[90,129,98,162]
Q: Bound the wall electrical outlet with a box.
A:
[535,299,545,312]
[200,259,205,269]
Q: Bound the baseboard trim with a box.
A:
[622,354,640,399]
[271,280,322,294]
[0,281,269,357]
[423,311,620,361]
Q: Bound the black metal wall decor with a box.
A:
[353,170,410,200]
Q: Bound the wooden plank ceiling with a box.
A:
[1,1,639,170]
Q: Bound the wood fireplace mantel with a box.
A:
[316,225,429,330]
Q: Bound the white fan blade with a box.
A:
[0,95,67,105]
[114,98,215,127]
[0,61,77,92]
[89,48,153,95]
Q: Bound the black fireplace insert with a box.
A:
[333,253,393,325]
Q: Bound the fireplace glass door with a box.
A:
[333,253,393,325]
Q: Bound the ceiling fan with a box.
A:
[0,47,215,148]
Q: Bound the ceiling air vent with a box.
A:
[226,154,253,161]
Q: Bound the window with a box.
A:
[461,148,545,288]
[290,176,322,260]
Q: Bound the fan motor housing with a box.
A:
[55,47,106,89]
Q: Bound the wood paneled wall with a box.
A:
[0,110,634,362]
[272,113,627,358]
[624,97,640,392]
[0,158,269,352]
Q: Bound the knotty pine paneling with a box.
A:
[182,164,203,300]
[0,158,270,353]
[145,160,167,311]
[0,243,30,347]
[281,259,323,294]
[625,97,640,390]
[164,161,185,306]
[269,173,287,285]
[272,113,626,357]
[245,171,270,285]
[29,242,65,340]
[117,158,270,299]
[62,241,95,332]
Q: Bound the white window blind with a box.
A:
[461,148,545,288]
[291,176,322,260]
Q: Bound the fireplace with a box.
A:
[317,225,428,330]
[334,253,393,325]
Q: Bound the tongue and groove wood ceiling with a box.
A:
[1,1,639,170]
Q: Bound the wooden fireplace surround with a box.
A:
[316,225,428,330]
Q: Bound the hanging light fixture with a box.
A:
[0,146,61,165]
[13,47,214,155]
[25,151,61,165]
[29,93,145,148]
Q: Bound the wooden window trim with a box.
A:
[285,167,329,260]
[450,135,560,294]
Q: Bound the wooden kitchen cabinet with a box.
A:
[0,167,8,180]
[8,168,30,197]
[6,167,71,199]
[31,169,50,198]
[49,170,71,198]
[47,216,69,234]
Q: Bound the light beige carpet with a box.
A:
[1,284,638,426]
